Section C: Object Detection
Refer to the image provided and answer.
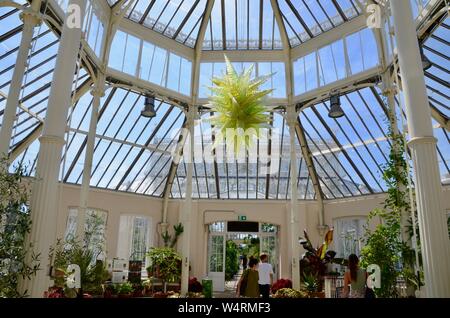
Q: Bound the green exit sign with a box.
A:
[238,215,247,221]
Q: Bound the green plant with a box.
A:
[239,235,260,259]
[360,122,421,297]
[162,223,184,248]
[225,240,239,281]
[299,228,344,290]
[207,55,273,153]
[302,274,320,293]
[49,235,109,297]
[147,247,182,283]
[0,159,40,297]
[273,288,307,298]
[117,282,133,295]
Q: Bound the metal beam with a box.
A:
[311,106,374,193]
[4,76,92,161]
[430,103,450,131]
[9,123,43,162]
[295,117,325,201]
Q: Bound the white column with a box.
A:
[390,0,450,298]
[24,0,87,298]
[76,75,105,240]
[180,106,195,296]
[287,107,301,290]
[0,2,41,159]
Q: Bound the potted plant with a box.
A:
[299,228,345,292]
[302,274,325,298]
[0,159,40,298]
[117,282,133,298]
[271,279,292,295]
[188,277,203,293]
[273,288,307,298]
[147,247,182,289]
[103,283,117,298]
[132,283,144,297]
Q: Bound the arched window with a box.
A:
[116,215,154,268]
[332,216,366,259]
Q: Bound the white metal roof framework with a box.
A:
[0,0,448,201]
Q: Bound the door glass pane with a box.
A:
[260,235,277,273]
[209,235,224,272]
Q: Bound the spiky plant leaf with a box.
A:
[205,55,274,153]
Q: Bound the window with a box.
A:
[332,217,366,258]
[84,1,105,57]
[293,28,379,96]
[64,208,108,262]
[108,30,192,96]
[117,215,153,266]
[209,222,225,233]
[199,61,286,98]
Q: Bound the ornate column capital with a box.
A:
[407,136,438,147]
[286,105,298,128]
[90,85,105,98]
[20,9,41,27]
[38,135,66,146]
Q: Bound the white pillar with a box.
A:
[0,2,41,159]
[24,0,87,298]
[76,75,105,240]
[390,0,450,298]
[180,106,195,296]
[287,107,301,290]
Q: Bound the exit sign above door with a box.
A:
[238,215,247,221]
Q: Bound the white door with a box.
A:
[260,233,278,279]
[208,233,226,292]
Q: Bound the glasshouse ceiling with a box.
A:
[0,0,448,201]
[106,0,364,50]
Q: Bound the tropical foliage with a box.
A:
[273,288,307,298]
[225,240,239,281]
[0,159,40,297]
[206,56,273,153]
[299,228,344,289]
[161,223,184,248]
[239,235,260,259]
[360,126,421,297]
[49,237,110,297]
[271,279,292,294]
[146,247,182,283]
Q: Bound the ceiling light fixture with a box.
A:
[141,94,156,118]
[328,94,344,118]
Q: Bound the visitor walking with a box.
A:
[258,253,273,298]
[343,254,367,298]
[236,258,259,298]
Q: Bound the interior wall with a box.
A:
[55,184,450,281]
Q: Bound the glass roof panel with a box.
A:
[108,0,208,48]
[278,0,361,47]
[202,0,283,51]
[3,1,449,200]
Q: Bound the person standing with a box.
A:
[343,254,367,298]
[258,254,273,299]
[236,258,259,298]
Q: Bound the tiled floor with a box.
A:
[213,269,242,298]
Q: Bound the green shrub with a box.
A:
[225,240,239,281]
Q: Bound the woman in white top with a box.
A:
[258,254,273,298]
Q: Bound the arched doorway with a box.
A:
[207,221,279,292]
